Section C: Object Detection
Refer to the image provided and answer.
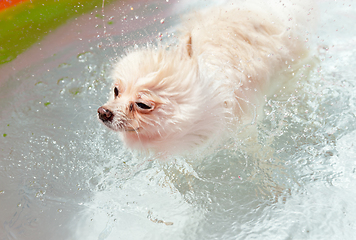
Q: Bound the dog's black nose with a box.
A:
[97,106,113,122]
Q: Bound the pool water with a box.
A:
[1,0,356,239]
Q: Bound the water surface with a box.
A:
[1,1,356,239]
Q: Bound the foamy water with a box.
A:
[1,1,356,239]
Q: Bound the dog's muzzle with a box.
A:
[97,106,114,122]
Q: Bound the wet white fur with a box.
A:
[103,0,316,154]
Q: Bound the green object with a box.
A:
[44,102,51,106]
[3,133,7,137]
[0,0,117,65]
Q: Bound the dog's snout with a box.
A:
[97,106,113,122]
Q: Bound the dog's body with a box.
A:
[98,1,316,154]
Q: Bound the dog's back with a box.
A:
[178,1,317,122]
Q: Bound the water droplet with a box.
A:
[58,209,62,213]
[35,190,45,198]
[77,51,93,62]
[160,18,165,24]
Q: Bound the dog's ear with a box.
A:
[181,33,193,58]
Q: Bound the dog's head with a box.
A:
[98,41,215,152]
[98,33,231,154]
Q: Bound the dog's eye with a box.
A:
[135,102,152,110]
[114,87,119,97]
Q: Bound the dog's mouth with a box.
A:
[123,126,140,132]
[103,121,139,132]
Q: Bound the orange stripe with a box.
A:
[0,0,30,11]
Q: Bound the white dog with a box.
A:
[98,1,316,154]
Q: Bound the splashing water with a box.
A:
[1,1,356,240]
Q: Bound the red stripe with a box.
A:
[0,0,30,11]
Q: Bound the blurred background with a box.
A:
[1,0,356,240]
